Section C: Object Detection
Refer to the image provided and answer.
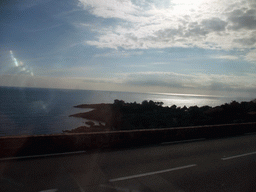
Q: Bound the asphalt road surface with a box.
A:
[1,133,256,192]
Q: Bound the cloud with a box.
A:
[2,71,256,96]
[233,37,256,46]
[151,62,170,65]
[212,55,239,60]
[78,0,256,51]
[228,8,256,30]
[115,71,256,92]
[78,0,142,21]
[94,50,143,58]
[201,18,228,32]
[245,49,256,62]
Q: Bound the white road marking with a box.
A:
[222,151,256,160]
[109,164,197,182]
[0,151,86,161]
[39,189,58,192]
[161,138,205,145]
[70,174,85,192]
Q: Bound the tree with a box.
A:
[142,100,149,105]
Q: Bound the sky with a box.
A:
[1,0,256,97]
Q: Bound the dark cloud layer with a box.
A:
[228,9,256,30]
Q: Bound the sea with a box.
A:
[0,86,253,136]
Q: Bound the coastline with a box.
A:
[65,99,256,133]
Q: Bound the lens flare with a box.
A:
[9,50,34,76]
[10,50,19,66]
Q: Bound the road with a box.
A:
[1,133,256,192]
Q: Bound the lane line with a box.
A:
[0,151,86,161]
[161,138,205,145]
[70,174,86,192]
[109,164,197,182]
[222,151,256,160]
[244,132,256,135]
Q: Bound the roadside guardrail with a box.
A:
[0,122,256,158]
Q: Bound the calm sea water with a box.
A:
[0,86,252,136]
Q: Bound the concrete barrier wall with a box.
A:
[0,122,256,158]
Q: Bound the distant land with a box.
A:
[64,99,256,133]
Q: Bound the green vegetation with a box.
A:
[64,99,256,133]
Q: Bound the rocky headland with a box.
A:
[64,99,256,133]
